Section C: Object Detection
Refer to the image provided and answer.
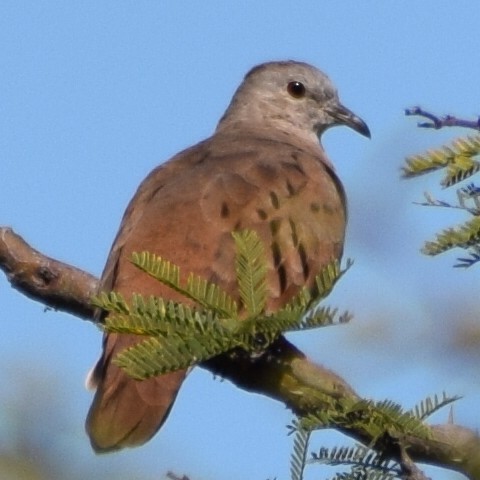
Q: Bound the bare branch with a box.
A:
[0,227,97,320]
[405,107,480,131]
[1,226,479,479]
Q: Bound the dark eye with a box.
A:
[287,81,306,98]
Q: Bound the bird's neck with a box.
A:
[216,118,322,154]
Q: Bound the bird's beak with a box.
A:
[326,103,371,138]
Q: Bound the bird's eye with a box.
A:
[287,81,306,99]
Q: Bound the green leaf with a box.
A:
[185,272,238,318]
[232,229,267,316]
[299,397,432,443]
[92,291,131,314]
[131,250,181,290]
[114,322,237,379]
[293,306,352,331]
[442,156,480,188]
[290,424,311,480]
[422,216,480,256]
[131,251,238,317]
[410,392,461,420]
[311,445,399,480]
[402,134,480,179]
[315,258,352,300]
[402,147,451,178]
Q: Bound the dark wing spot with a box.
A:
[288,218,298,246]
[297,243,310,280]
[271,241,282,268]
[256,209,268,220]
[220,202,230,218]
[271,241,287,294]
[310,202,321,213]
[277,265,287,294]
[270,191,280,209]
[286,180,296,196]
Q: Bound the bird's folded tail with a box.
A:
[85,333,187,453]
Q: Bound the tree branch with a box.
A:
[0,227,97,320]
[405,106,480,131]
[1,226,479,478]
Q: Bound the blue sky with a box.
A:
[1,2,479,479]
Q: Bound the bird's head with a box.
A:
[217,60,370,144]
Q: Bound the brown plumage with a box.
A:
[86,61,370,452]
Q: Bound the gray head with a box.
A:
[217,60,370,144]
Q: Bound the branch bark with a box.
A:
[0,227,98,320]
[1,226,479,478]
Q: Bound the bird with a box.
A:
[85,60,370,453]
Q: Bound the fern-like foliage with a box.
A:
[242,259,353,339]
[113,324,236,380]
[132,251,239,319]
[326,472,397,480]
[312,445,400,480]
[290,423,311,480]
[409,391,461,420]
[92,293,240,378]
[403,132,480,266]
[421,216,480,256]
[287,390,459,480]
[93,229,350,380]
[232,229,267,317]
[297,397,431,444]
[402,134,480,187]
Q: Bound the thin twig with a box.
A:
[405,107,480,131]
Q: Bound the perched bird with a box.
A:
[86,60,370,452]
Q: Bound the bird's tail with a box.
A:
[85,332,186,453]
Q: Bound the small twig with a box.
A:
[413,200,480,216]
[405,107,480,131]
[166,473,191,480]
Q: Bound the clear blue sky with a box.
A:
[1,2,479,479]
